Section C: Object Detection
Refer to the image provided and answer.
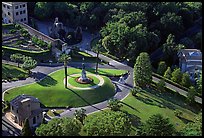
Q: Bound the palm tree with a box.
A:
[59,54,71,88]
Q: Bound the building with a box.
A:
[2,2,28,24]
[177,49,202,81]
[10,94,43,128]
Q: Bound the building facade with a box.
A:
[2,2,28,24]
[177,49,202,81]
[10,94,43,128]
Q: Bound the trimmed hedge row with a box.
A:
[152,72,189,91]
[2,46,51,62]
[2,24,14,29]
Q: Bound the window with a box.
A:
[20,5,22,8]
[23,10,25,14]
[9,20,11,23]
[8,12,10,15]
[11,106,14,110]
[15,6,18,9]
[20,19,23,22]
[20,11,22,14]
[3,4,5,8]
[33,116,36,124]
[7,6,10,9]
[28,104,30,107]
[23,4,25,7]
[16,12,18,16]
[16,110,18,113]
[24,18,26,21]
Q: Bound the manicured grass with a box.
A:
[2,63,29,81]
[68,74,100,88]
[4,68,116,108]
[87,68,128,77]
[78,51,92,57]
[120,88,200,135]
[81,87,201,136]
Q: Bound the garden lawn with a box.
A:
[2,63,29,81]
[120,89,200,135]
[87,68,128,77]
[4,68,119,108]
[68,74,100,88]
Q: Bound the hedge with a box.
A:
[2,23,14,29]
[2,46,51,61]
[152,72,189,91]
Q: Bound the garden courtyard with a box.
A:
[4,68,128,107]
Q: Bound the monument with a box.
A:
[77,63,92,84]
[118,75,125,84]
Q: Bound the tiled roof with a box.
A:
[10,94,40,108]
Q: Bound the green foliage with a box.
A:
[157,79,166,92]
[164,67,172,79]
[74,108,87,125]
[157,61,167,76]
[107,98,123,111]
[138,114,176,136]
[21,118,33,136]
[10,53,24,67]
[181,72,191,88]
[84,111,131,136]
[35,117,82,136]
[171,68,182,84]
[174,109,183,117]
[131,86,142,97]
[181,112,202,136]
[21,59,37,73]
[134,52,152,88]
[196,71,202,95]
[187,86,196,104]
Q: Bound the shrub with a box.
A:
[174,109,183,117]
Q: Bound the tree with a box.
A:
[21,59,37,74]
[10,53,24,67]
[107,98,123,111]
[157,79,166,92]
[35,117,82,136]
[164,67,172,79]
[59,54,71,88]
[187,86,196,104]
[74,108,87,125]
[21,118,32,136]
[83,111,131,136]
[138,114,176,136]
[181,72,191,88]
[181,112,202,136]
[160,12,184,37]
[157,61,167,76]
[196,71,202,96]
[171,68,182,84]
[134,52,152,88]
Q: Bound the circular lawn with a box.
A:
[4,68,116,108]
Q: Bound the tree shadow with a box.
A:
[120,101,140,113]
[36,73,57,87]
[178,116,194,124]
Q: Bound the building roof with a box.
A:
[10,94,40,108]
[178,49,202,60]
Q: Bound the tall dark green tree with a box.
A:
[157,61,167,76]
[138,114,176,136]
[21,118,33,136]
[107,98,123,111]
[171,68,183,84]
[134,52,152,88]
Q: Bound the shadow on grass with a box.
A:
[120,101,140,113]
[36,73,57,87]
[66,87,104,111]
[178,116,194,124]
[144,87,201,114]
